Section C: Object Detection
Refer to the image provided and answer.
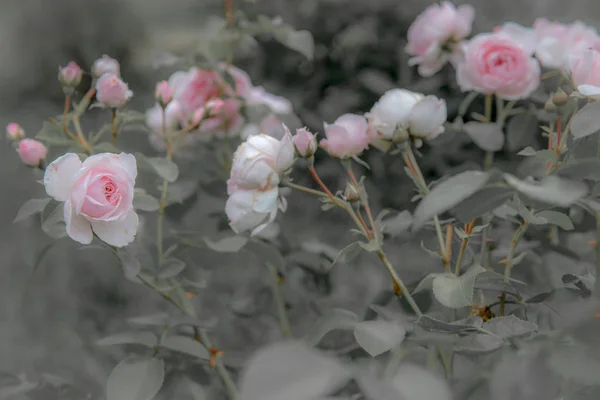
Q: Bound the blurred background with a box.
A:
[2,0,600,398]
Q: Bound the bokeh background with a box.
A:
[2,0,600,398]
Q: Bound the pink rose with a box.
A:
[320,114,369,158]
[17,139,47,167]
[219,63,253,97]
[155,81,173,107]
[569,48,600,98]
[6,122,25,141]
[533,19,570,68]
[456,33,541,100]
[566,21,600,57]
[168,68,223,115]
[291,126,318,158]
[58,61,83,88]
[493,23,537,55]
[198,98,245,138]
[43,153,139,247]
[95,73,133,108]
[92,55,121,79]
[406,1,475,77]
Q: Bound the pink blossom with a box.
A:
[493,23,538,55]
[17,139,47,167]
[58,62,83,87]
[168,68,223,115]
[6,122,25,141]
[291,126,318,157]
[43,153,138,247]
[198,98,245,138]
[405,1,475,77]
[155,81,173,107]
[456,33,541,100]
[219,63,254,97]
[95,73,133,108]
[92,55,120,79]
[569,48,600,98]
[320,114,369,159]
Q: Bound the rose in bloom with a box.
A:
[96,73,133,108]
[17,139,47,167]
[58,62,83,88]
[493,22,537,55]
[155,81,173,107]
[456,33,541,100]
[367,89,447,145]
[43,153,139,247]
[291,126,318,157]
[320,114,369,159]
[569,48,600,98]
[168,68,223,115]
[225,132,294,235]
[92,55,121,79]
[219,63,253,98]
[6,122,25,141]
[405,1,475,77]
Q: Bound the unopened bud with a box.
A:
[206,99,225,116]
[344,182,361,202]
[552,88,569,106]
[95,74,133,108]
[6,123,25,141]
[17,139,47,167]
[188,107,206,129]
[292,127,318,158]
[91,55,120,79]
[58,62,83,90]
[544,97,556,111]
[155,81,173,107]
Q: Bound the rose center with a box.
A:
[103,180,120,205]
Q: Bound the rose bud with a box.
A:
[91,55,121,79]
[6,123,25,141]
[320,114,369,159]
[17,139,47,167]
[95,73,133,108]
[291,126,318,158]
[58,62,83,89]
[155,81,173,107]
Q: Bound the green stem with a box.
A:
[454,237,469,276]
[594,214,600,298]
[265,262,292,337]
[157,107,172,265]
[483,94,494,170]
[377,250,423,317]
[499,221,529,316]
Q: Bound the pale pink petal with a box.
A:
[64,199,93,244]
[275,128,295,172]
[577,84,600,97]
[116,153,138,181]
[91,210,139,247]
[44,153,82,201]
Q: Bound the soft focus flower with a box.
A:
[43,153,138,247]
[493,22,538,55]
[146,101,184,135]
[247,87,293,114]
[533,19,571,68]
[168,68,223,115]
[320,114,369,159]
[225,188,282,235]
[95,73,133,108]
[291,126,318,157]
[198,98,245,138]
[220,63,253,97]
[6,122,25,141]
[58,62,83,88]
[456,33,541,100]
[405,1,475,77]
[569,48,600,98]
[92,55,121,79]
[155,81,173,107]
[17,139,47,167]
[367,89,447,143]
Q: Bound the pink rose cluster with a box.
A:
[92,55,133,108]
[145,64,294,149]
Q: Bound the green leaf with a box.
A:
[117,247,141,281]
[413,171,490,231]
[239,341,350,400]
[554,158,600,181]
[157,258,186,278]
[203,235,248,252]
[127,313,170,327]
[463,122,505,152]
[382,210,413,238]
[273,28,315,60]
[160,335,210,360]
[503,174,588,207]
[533,210,574,230]
[517,147,558,162]
[40,199,67,239]
[506,113,539,152]
[96,331,158,348]
[452,186,514,222]
[571,101,600,139]
[431,264,487,309]
[106,357,164,400]
[135,153,179,183]
[36,121,73,145]
[353,320,406,357]
[454,333,504,354]
[330,241,363,268]
[482,315,537,339]
[303,309,358,346]
[416,315,481,334]
[133,192,160,212]
[14,198,50,223]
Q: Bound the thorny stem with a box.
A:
[377,250,423,317]
[111,109,118,144]
[157,107,173,265]
[72,117,93,155]
[346,164,377,240]
[499,220,529,316]
[308,166,336,201]
[594,214,600,298]
[455,220,476,276]
[265,262,292,337]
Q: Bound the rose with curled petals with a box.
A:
[43,152,139,247]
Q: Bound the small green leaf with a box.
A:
[571,101,600,139]
[413,171,490,231]
[463,122,504,152]
[136,153,179,183]
[117,247,141,281]
[158,258,186,278]
[533,210,574,230]
[14,198,50,223]
[36,121,73,145]
[517,147,558,162]
[96,331,158,348]
[482,315,537,339]
[40,199,67,239]
[452,186,514,222]
[382,210,413,238]
[203,235,248,252]
[504,174,588,207]
[160,335,210,360]
[106,357,164,400]
[330,242,363,268]
[416,315,481,334]
[133,192,160,212]
[353,320,406,357]
[358,240,379,252]
[554,158,600,181]
[432,264,487,309]
[273,28,315,60]
[303,309,358,346]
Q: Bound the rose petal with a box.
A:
[64,199,93,244]
[91,210,139,247]
[44,153,82,201]
[408,97,447,137]
[117,153,138,181]
[276,128,295,172]
[577,84,600,97]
